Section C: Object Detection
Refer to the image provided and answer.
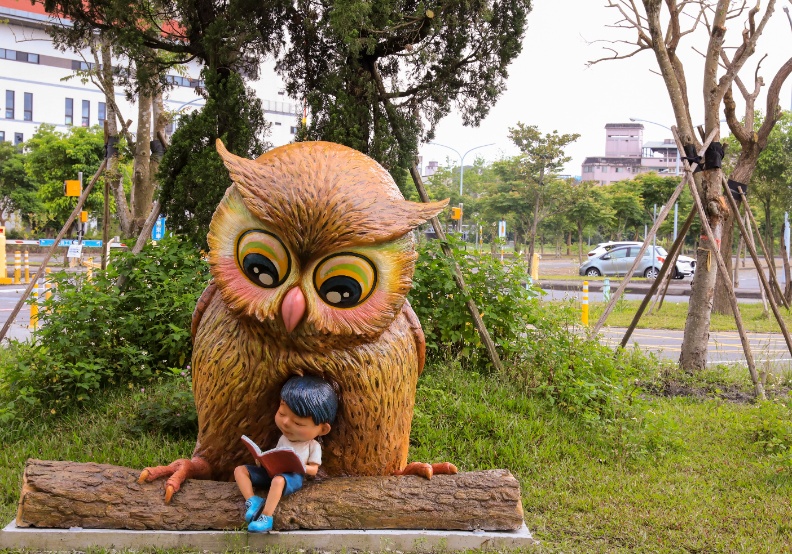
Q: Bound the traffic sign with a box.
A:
[152,216,166,241]
[67,243,83,259]
[39,239,103,247]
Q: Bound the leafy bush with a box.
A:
[410,236,649,426]
[0,235,210,422]
[409,235,541,365]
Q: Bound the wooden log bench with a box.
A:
[15,459,525,532]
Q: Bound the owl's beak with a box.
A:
[281,286,307,333]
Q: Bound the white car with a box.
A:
[587,241,695,279]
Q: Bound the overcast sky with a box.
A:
[420,0,792,177]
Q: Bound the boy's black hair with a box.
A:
[281,375,338,425]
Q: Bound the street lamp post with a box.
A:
[630,117,680,240]
[428,142,494,237]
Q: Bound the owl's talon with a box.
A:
[432,462,458,475]
[137,457,212,503]
[396,462,433,479]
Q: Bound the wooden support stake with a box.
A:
[368,61,503,372]
[0,160,108,344]
[620,208,695,349]
[409,166,503,372]
[720,174,792,363]
[671,127,764,399]
[739,189,789,309]
[593,129,718,335]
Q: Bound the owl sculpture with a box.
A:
[140,140,452,501]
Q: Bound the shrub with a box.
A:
[0,235,210,422]
[409,235,540,366]
[409,236,650,427]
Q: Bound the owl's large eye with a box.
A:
[236,230,291,288]
[313,253,377,308]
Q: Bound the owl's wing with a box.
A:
[401,299,426,375]
[191,281,218,343]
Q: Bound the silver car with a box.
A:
[579,245,668,279]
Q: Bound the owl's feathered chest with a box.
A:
[190,291,422,479]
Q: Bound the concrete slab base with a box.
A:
[1,520,537,552]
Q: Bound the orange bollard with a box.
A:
[24,250,29,283]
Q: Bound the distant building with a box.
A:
[416,156,440,179]
[0,0,300,146]
[581,123,679,185]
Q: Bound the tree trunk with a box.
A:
[566,231,571,256]
[782,221,792,302]
[132,87,153,233]
[679,170,728,371]
[577,222,583,263]
[15,460,524,532]
[527,168,544,274]
[713,151,759,314]
[100,41,133,237]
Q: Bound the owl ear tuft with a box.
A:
[400,198,450,229]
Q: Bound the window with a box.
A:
[5,90,13,119]
[81,100,90,127]
[65,98,73,125]
[0,50,39,63]
[71,60,95,71]
[23,93,32,121]
[0,131,5,142]
[98,102,106,126]
[274,121,282,126]
[608,247,629,259]
[14,133,22,145]
[290,126,298,134]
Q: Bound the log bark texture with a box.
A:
[16,460,524,532]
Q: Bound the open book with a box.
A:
[241,435,306,476]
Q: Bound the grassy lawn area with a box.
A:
[590,299,792,333]
[2,360,790,553]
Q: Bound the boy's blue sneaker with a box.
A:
[244,495,264,523]
[248,513,273,533]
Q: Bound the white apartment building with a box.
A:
[0,0,300,147]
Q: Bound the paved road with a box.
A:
[0,286,33,342]
[599,327,792,369]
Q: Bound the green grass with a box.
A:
[590,299,792,333]
[2,361,792,553]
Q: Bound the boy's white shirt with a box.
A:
[276,435,322,468]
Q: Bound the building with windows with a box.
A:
[0,0,300,146]
[581,123,680,185]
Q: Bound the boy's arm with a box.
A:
[304,462,320,477]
